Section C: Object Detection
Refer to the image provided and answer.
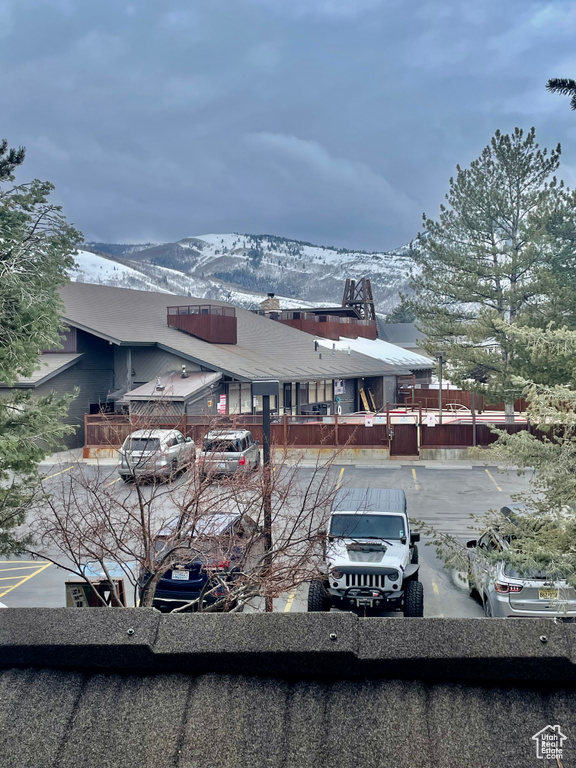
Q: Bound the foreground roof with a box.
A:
[60,283,402,382]
[1,610,575,768]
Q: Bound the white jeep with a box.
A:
[308,488,423,616]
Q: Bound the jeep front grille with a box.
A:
[345,573,389,588]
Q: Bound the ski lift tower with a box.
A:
[342,277,377,322]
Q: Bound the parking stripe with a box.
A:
[336,467,345,489]
[284,592,296,612]
[432,581,439,595]
[105,477,121,487]
[43,465,73,480]
[412,468,419,490]
[485,468,502,492]
[0,561,52,599]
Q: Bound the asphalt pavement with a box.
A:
[2,459,533,618]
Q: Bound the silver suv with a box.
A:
[117,429,196,481]
[198,429,260,478]
[467,504,576,618]
[308,488,423,616]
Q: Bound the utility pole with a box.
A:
[252,380,279,612]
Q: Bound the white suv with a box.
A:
[309,488,423,616]
[117,429,196,482]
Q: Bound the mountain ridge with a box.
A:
[80,232,411,313]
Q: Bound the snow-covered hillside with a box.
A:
[70,249,326,310]
[70,250,174,293]
[81,233,411,313]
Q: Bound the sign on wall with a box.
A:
[334,380,346,395]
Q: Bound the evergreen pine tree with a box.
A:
[408,127,576,419]
[0,139,82,555]
[547,77,576,110]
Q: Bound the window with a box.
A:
[127,438,160,452]
[317,380,325,402]
[478,533,495,553]
[309,381,317,404]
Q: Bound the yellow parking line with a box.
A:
[0,565,50,575]
[0,561,47,564]
[412,468,419,490]
[105,477,121,487]
[284,592,296,612]
[336,467,345,489]
[432,581,439,595]
[43,465,73,480]
[485,468,502,492]
[0,561,52,599]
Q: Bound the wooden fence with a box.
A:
[400,389,527,413]
[84,412,542,455]
[84,413,391,450]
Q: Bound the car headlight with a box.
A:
[387,571,399,582]
[330,569,343,579]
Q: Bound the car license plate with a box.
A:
[539,588,558,600]
[172,570,189,581]
[219,463,227,470]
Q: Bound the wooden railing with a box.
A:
[84,411,538,452]
[84,413,391,450]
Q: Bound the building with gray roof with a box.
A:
[2,283,432,446]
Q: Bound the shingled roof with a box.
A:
[60,283,410,382]
[1,610,575,768]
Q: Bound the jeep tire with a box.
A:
[307,580,331,612]
[410,545,419,564]
[403,580,424,617]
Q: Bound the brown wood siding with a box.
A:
[167,311,237,344]
[279,317,377,341]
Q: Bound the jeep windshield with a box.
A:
[330,514,405,540]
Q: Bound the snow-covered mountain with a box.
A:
[76,233,411,313]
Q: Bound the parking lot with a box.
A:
[1,461,532,616]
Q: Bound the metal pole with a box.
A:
[438,355,443,425]
[262,394,273,612]
[263,394,271,466]
[471,391,476,447]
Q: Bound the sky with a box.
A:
[2,0,576,252]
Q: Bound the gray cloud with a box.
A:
[2,0,575,250]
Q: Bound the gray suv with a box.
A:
[467,504,576,618]
[308,488,423,616]
[117,429,196,481]
[198,429,260,478]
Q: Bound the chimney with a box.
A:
[260,292,280,312]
